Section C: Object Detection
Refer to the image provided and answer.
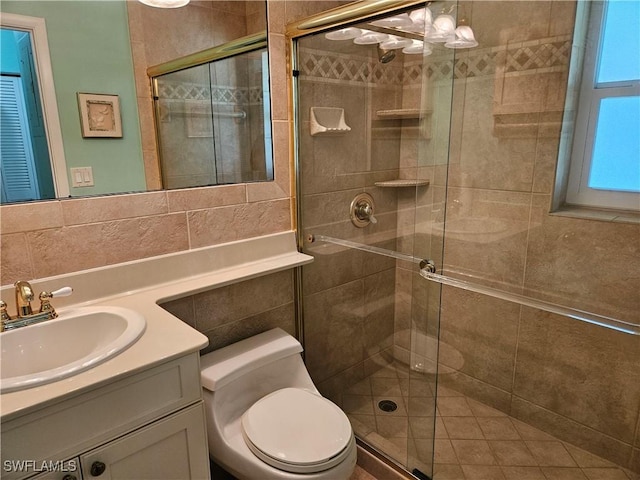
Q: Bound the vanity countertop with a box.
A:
[0,231,312,420]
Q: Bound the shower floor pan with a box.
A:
[338,362,638,480]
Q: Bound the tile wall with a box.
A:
[296,36,415,395]
[161,270,296,354]
[423,1,640,472]
[291,1,639,474]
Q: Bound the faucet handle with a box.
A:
[38,286,73,318]
[48,286,73,298]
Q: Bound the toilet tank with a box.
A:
[200,328,318,421]
[200,328,304,392]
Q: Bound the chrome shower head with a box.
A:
[377,46,396,63]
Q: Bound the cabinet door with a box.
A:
[80,403,209,480]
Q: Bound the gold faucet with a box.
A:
[15,280,35,317]
[1,281,73,332]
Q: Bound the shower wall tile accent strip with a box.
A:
[299,47,405,87]
[158,82,210,100]
[157,83,263,105]
[298,34,572,85]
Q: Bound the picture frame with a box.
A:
[77,93,122,138]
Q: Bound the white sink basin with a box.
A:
[1,306,146,393]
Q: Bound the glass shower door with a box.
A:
[294,2,640,478]
[293,3,457,477]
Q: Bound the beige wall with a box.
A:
[430,1,640,472]
[161,270,296,354]
[295,33,426,398]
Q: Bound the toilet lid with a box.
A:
[241,388,353,471]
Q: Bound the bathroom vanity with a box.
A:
[2,353,208,480]
[0,232,313,480]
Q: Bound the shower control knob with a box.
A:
[350,192,377,228]
[355,202,377,224]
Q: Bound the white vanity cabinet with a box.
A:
[1,353,210,480]
[78,403,207,480]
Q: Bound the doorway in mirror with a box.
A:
[0,27,56,203]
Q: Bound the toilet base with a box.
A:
[208,416,357,480]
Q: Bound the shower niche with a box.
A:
[309,107,351,136]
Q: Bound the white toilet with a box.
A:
[200,328,357,480]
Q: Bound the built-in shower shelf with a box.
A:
[376,109,430,119]
[374,179,430,188]
[310,107,351,136]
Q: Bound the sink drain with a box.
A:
[378,399,398,412]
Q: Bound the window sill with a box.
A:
[551,205,640,224]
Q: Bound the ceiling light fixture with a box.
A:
[138,0,190,8]
[324,7,479,53]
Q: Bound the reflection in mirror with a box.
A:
[1,2,146,203]
[0,12,69,204]
[0,27,56,203]
[0,0,268,204]
[153,45,273,188]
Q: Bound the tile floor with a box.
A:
[337,362,640,480]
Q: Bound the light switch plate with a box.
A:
[70,167,94,187]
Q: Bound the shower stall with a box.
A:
[289,1,640,479]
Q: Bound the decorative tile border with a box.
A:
[299,35,571,85]
[299,47,404,87]
[504,37,572,73]
[158,82,210,101]
[157,82,263,105]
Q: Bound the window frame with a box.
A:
[565,0,640,211]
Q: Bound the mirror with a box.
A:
[151,36,272,188]
[0,0,269,204]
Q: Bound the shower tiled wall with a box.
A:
[427,1,640,472]
[293,27,452,432]
[298,43,409,399]
[154,54,265,189]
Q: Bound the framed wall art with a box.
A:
[77,93,122,138]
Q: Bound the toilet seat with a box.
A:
[241,387,354,474]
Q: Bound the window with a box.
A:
[565,0,640,211]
